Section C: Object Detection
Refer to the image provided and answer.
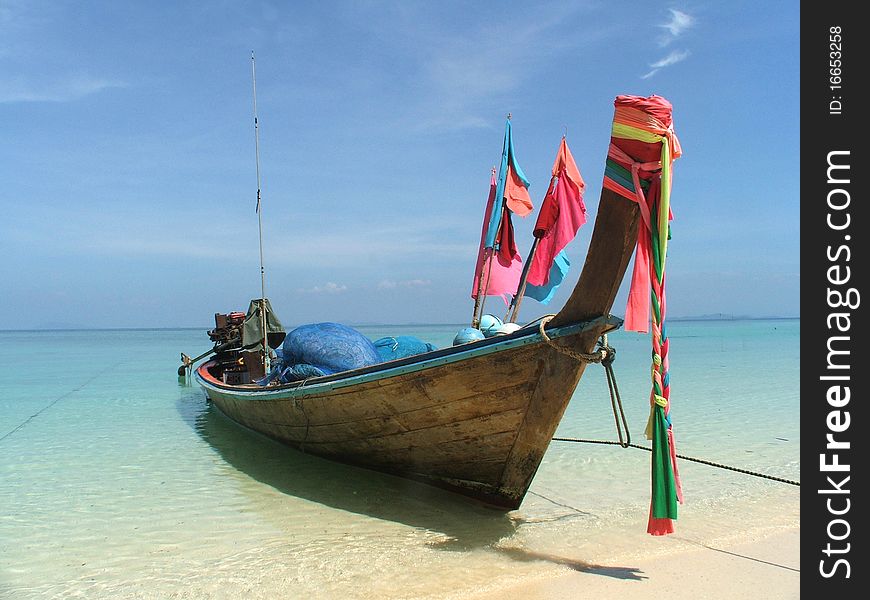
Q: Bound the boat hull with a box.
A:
[196,316,618,509]
[195,187,641,509]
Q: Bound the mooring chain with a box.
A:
[537,315,798,486]
[0,361,124,443]
[552,437,800,487]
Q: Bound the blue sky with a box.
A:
[0,1,799,329]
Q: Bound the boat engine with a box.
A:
[207,311,256,384]
[179,303,280,383]
[209,311,246,345]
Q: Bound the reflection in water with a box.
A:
[177,388,518,549]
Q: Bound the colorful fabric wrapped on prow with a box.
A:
[603,94,683,536]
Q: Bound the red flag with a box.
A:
[526,138,586,287]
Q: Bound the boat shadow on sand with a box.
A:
[177,385,645,580]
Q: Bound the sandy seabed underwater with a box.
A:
[0,319,799,599]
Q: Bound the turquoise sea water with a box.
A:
[0,319,799,599]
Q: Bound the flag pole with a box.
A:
[472,113,514,328]
[505,168,558,323]
[505,133,572,323]
[251,51,270,374]
[471,206,507,328]
[504,237,540,323]
[470,261,488,328]
[471,167,498,328]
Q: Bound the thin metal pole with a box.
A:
[470,167,496,328]
[506,171,558,323]
[505,237,540,323]
[472,203,506,328]
[470,259,486,327]
[251,51,270,373]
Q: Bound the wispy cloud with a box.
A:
[377,279,431,290]
[659,9,695,44]
[642,8,695,79]
[0,75,127,103]
[5,203,475,269]
[265,215,474,268]
[0,3,127,103]
[642,50,691,79]
[366,4,603,133]
[298,282,348,294]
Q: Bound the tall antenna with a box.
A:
[251,51,270,373]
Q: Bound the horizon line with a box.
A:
[0,315,801,333]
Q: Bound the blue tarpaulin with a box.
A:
[373,336,437,362]
[259,322,381,384]
[258,323,437,385]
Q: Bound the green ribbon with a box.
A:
[650,404,678,519]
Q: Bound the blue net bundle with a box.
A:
[260,322,381,384]
[258,323,438,385]
[373,336,437,362]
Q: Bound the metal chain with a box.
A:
[539,315,799,487]
[551,437,800,486]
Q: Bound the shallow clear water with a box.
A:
[0,319,799,599]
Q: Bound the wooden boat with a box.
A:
[190,185,639,510]
[184,86,683,513]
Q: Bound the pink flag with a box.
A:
[526,138,586,287]
[471,171,524,303]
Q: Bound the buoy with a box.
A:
[496,322,522,335]
[453,327,485,346]
[479,314,504,338]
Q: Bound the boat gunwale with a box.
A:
[195,314,621,399]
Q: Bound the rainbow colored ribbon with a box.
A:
[603,97,683,535]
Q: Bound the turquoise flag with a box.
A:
[524,250,569,304]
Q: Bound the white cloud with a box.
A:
[642,50,691,79]
[652,49,691,69]
[659,9,695,45]
[298,282,348,294]
[377,279,431,290]
[371,5,605,134]
[641,8,695,78]
[0,75,127,103]
[6,202,476,269]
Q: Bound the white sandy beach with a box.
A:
[469,528,800,599]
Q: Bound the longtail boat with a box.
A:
[183,92,681,522]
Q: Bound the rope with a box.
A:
[601,347,630,448]
[539,314,798,489]
[0,361,122,443]
[295,379,313,452]
[537,316,631,448]
[551,437,800,487]
[537,315,608,363]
